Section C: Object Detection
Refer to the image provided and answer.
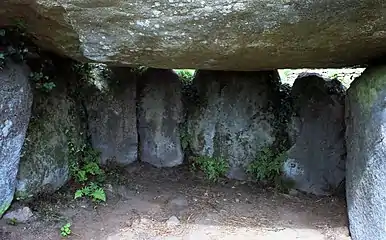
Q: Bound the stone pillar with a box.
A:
[346,65,386,240]
[16,65,85,199]
[138,68,184,167]
[187,70,279,180]
[0,61,32,216]
[85,66,138,165]
[283,73,346,195]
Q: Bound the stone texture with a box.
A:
[166,216,181,228]
[282,73,346,196]
[0,61,32,217]
[345,65,386,240]
[15,72,85,199]
[138,68,184,167]
[85,66,138,165]
[3,207,34,223]
[187,71,279,180]
[1,1,386,70]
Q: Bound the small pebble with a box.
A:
[166,216,180,227]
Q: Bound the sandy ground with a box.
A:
[0,163,351,240]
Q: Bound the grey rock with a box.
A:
[3,207,34,223]
[0,61,32,217]
[16,67,85,199]
[187,71,279,180]
[85,66,138,165]
[345,65,386,240]
[166,216,181,228]
[283,73,346,196]
[138,69,184,167]
[1,1,386,70]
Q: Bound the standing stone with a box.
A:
[138,68,184,167]
[346,65,386,240]
[187,70,279,180]
[16,71,85,199]
[283,73,346,196]
[85,66,138,165]
[0,61,32,217]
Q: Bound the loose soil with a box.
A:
[0,163,351,240]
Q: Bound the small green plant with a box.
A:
[74,182,106,202]
[247,147,286,182]
[67,134,106,203]
[29,71,56,92]
[6,218,18,226]
[179,125,192,150]
[60,223,72,237]
[192,156,229,182]
[174,69,195,84]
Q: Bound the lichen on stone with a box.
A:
[348,65,386,115]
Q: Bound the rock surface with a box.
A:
[0,61,32,217]
[85,66,138,165]
[345,65,386,240]
[138,69,184,167]
[3,207,34,223]
[16,71,85,199]
[1,1,386,69]
[283,73,346,196]
[187,71,279,180]
[166,216,181,228]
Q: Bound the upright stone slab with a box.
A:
[16,69,85,199]
[346,66,386,240]
[85,66,138,165]
[138,68,184,167]
[187,70,279,180]
[283,73,346,196]
[0,61,32,216]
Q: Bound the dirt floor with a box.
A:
[0,163,351,240]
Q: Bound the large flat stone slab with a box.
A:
[1,1,386,69]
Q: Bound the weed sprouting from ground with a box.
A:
[60,223,72,237]
[247,147,286,182]
[191,156,229,182]
[67,131,106,203]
